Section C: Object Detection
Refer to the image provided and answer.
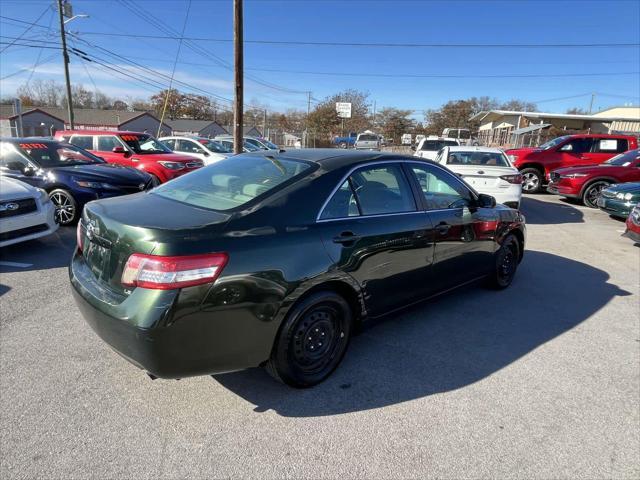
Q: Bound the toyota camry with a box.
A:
[70,149,526,387]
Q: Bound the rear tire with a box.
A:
[582,180,610,208]
[49,189,78,226]
[266,291,352,388]
[488,234,520,289]
[338,142,347,149]
[520,168,544,194]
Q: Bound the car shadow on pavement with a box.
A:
[213,250,630,417]
[520,196,584,224]
[0,227,76,273]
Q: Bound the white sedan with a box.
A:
[0,176,58,247]
[159,136,231,165]
[434,146,523,209]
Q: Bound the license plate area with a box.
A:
[85,240,112,282]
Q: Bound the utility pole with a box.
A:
[372,100,376,129]
[57,0,74,129]
[589,92,595,114]
[233,0,243,154]
[305,91,311,148]
[262,109,267,139]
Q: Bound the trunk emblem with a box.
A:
[86,220,99,239]
[139,183,145,190]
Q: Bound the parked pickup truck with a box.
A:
[333,132,357,149]
[505,133,638,193]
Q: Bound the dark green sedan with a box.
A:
[70,149,526,387]
[597,182,640,219]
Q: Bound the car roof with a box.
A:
[1,137,61,144]
[57,130,147,135]
[447,146,504,153]
[246,148,417,170]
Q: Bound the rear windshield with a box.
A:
[605,148,639,166]
[1,141,104,168]
[447,151,510,167]
[151,155,312,211]
[358,134,378,142]
[421,140,458,151]
[120,134,171,154]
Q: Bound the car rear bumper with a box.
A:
[622,227,640,243]
[69,252,278,378]
[597,197,634,218]
[0,201,58,247]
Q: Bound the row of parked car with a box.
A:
[0,131,278,246]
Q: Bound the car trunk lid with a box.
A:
[79,191,231,294]
[452,165,519,192]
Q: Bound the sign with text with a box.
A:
[336,102,352,118]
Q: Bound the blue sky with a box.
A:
[1,0,639,121]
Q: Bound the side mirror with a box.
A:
[202,151,210,156]
[112,146,127,154]
[22,166,37,177]
[410,145,416,151]
[477,193,496,208]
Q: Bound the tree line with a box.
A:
[3,80,587,141]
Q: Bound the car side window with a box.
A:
[178,140,205,154]
[69,135,93,150]
[559,138,595,153]
[319,164,416,219]
[96,136,122,152]
[409,165,473,210]
[161,139,176,150]
[594,138,628,153]
[0,145,30,172]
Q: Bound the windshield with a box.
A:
[151,155,312,211]
[260,139,278,149]
[447,150,509,167]
[1,141,104,168]
[421,140,458,151]
[199,139,232,153]
[539,136,570,150]
[120,134,171,154]
[605,149,640,166]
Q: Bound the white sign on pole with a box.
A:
[336,102,352,118]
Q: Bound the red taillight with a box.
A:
[76,221,83,253]
[121,253,228,290]
[500,174,524,184]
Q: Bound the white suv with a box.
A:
[414,137,460,160]
[160,136,231,165]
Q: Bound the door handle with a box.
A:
[333,231,360,244]
[131,157,140,162]
[435,223,450,235]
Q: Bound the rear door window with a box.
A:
[594,138,628,153]
[69,135,94,150]
[320,164,416,219]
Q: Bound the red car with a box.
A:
[55,130,203,184]
[623,203,640,244]
[505,134,638,194]
[547,149,640,207]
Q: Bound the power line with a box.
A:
[0,6,50,53]
[5,14,635,49]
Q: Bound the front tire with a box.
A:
[582,180,610,208]
[338,142,347,149]
[49,189,78,226]
[267,291,352,388]
[488,234,520,289]
[520,168,544,194]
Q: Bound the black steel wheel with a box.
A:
[520,168,543,194]
[489,234,520,289]
[49,189,78,225]
[338,142,348,149]
[582,180,610,208]
[267,291,352,388]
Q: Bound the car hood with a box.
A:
[504,147,541,156]
[553,164,627,176]
[131,152,200,162]
[49,163,151,184]
[605,182,640,194]
[0,175,37,200]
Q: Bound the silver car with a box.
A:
[354,133,380,150]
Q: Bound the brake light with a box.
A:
[76,221,83,253]
[500,174,523,184]
[121,253,228,290]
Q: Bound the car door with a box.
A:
[556,137,598,168]
[176,139,208,162]
[317,162,435,316]
[95,135,132,166]
[407,162,498,290]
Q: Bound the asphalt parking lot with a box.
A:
[1,194,638,479]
